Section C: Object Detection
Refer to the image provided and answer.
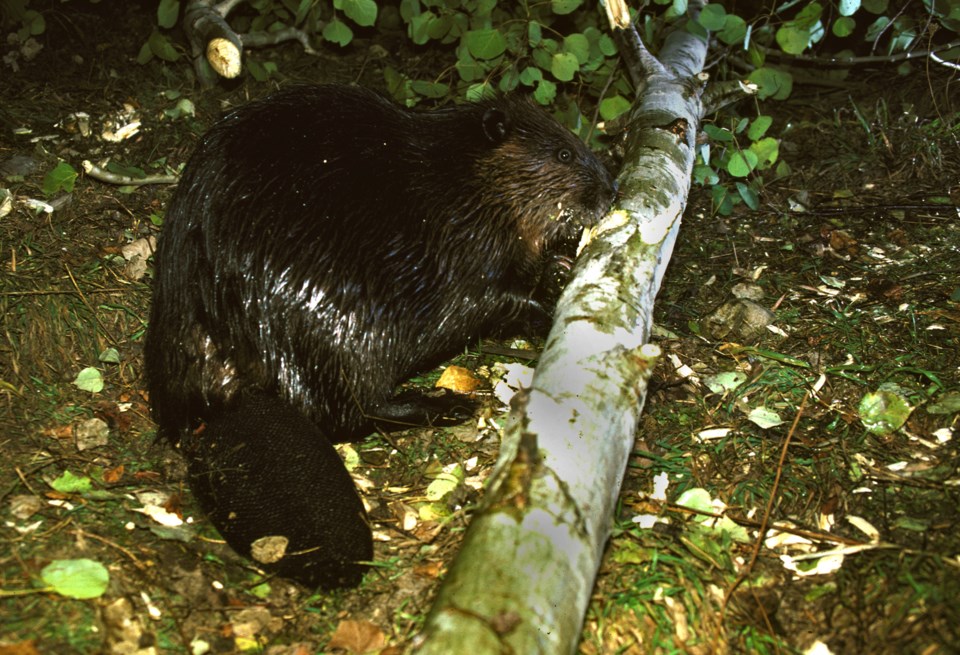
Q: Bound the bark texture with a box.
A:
[413,2,709,653]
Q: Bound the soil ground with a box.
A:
[1,2,958,654]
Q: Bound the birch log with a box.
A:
[412,2,709,653]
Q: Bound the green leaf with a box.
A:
[533,79,557,105]
[703,124,734,142]
[552,0,582,15]
[859,388,912,434]
[736,181,760,210]
[41,559,109,599]
[865,16,891,42]
[338,443,360,471]
[599,95,632,122]
[427,15,454,41]
[697,4,727,31]
[42,161,78,195]
[425,467,464,502]
[747,406,784,428]
[747,115,773,140]
[335,0,377,27]
[399,0,419,22]
[563,33,590,64]
[407,12,431,44]
[718,15,747,44]
[148,29,180,61]
[704,371,748,394]
[862,0,888,13]
[519,66,543,85]
[456,50,485,82]
[410,80,450,98]
[598,33,618,56]
[98,348,121,364]
[711,184,735,215]
[669,0,688,16]
[323,18,353,46]
[749,137,779,168]
[776,24,810,54]
[23,9,45,35]
[73,366,104,393]
[464,28,507,59]
[51,470,93,494]
[157,0,179,29]
[527,20,542,46]
[463,30,507,59]
[749,67,793,100]
[693,164,719,186]
[838,0,860,15]
[293,0,313,25]
[794,2,824,28]
[465,82,496,101]
[926,390,960,415]
[726,151,757,177]
[551,51,579,81]
[833,15,856,36]
[675,488,713,513]
[136,41,154,65]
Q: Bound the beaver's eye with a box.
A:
[556,148,573,163]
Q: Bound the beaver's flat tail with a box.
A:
[183,391,372,589]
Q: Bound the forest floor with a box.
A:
[1,2,958,654]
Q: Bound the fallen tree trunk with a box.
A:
[412,2,709,653]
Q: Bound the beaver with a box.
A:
[145,84,617,589]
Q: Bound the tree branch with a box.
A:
[413,3,709,653]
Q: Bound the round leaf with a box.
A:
[748,406,784,429]
[862,0,888,14]
[776,25,810,54]
[563,33,590,64]
[704,371,748,394]
[599,95,632,122]
[73,367,104,393]
[464,29,507,59]
[335,0,377,27]
[551,51,579,81]
[726,151,757,177]
[42,161,78,195]
[157,0,179,29]
[718,15,747,45]
[736,182,760,210]
[747,115,773,140]
[323,19,353,46]
[839,0,860,16]
[749,137,780,168]
[832,15,856,36]
[748,67,793,100]
[859,390,912,434]
[41,559,110,599]
[697,4,727,31]
[50,470,93,494]
[98,347,121,364]
[552,0,582,15]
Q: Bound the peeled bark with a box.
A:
[413,2,709,653]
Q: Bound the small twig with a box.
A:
[242,26,318,54]
[722,391,809,611]
[63,264,121,347]
[757,39,960,67]
[930,51,960,70]
[0,287,131,298]
[74,528,148,570]
[82,160,177,187]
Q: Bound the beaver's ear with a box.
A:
[482,108,512,143]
